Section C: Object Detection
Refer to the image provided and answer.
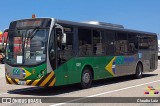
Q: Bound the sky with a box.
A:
[0,0,160,38]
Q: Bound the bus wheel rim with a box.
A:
[83,73,90,84]
[138,66,142,76]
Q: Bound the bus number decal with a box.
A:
[76,63,81,67]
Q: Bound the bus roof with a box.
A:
[55,18,157,36]
[10,18,157,36]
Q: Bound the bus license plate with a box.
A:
[18,81,26,85]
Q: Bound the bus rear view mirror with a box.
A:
[62,33,66,44]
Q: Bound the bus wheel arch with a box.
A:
[80,65,94,89]
[135,61,143,79]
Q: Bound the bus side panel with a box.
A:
[54,58,75,86]
[54,56,115,86]
[54,50,158,86]
[138,50,158,72]
[54,58,84,86]
[114,55,137,76]
[93,56,114,80]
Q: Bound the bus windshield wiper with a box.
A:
[28,27,40,39]
[24,27,40,54]
[24,27,40,47]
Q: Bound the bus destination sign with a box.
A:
[16,20,42,27]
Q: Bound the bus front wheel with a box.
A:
[81,67,92,89]
[135,63,143,79]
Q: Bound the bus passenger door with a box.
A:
[54,26,68,85]
[54,25,75,85]
[49,26,68,85]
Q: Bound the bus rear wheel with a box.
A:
[135,63,143,79]
[81,67,92,89]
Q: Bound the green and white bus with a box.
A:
[5,18,158,88]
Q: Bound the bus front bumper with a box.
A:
[5,71,56,87]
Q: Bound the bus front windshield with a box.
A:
[6,28,49,65]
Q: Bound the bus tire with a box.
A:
[81,67,92,89]
[135,63,143,79]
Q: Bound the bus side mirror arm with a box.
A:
[55,24,66,44]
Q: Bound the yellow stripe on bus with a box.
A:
[49,78,56,87]
[15,79,19,83]
[40,71,54,86]
[31,80,39,86]
[6,76,15,84]
[6,76,11,84]
[26,80,32,85]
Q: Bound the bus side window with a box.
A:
[78,28,92,56]
[138,35,157,50]
[93,30,104,55]
[60,33,73,61]
[128,33,138,54]
[105,30,116,55]
[115,32,128,55]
